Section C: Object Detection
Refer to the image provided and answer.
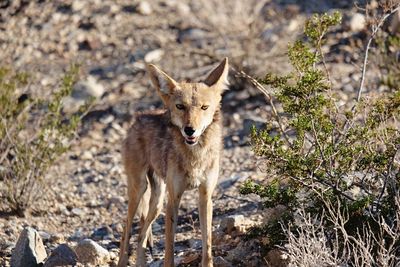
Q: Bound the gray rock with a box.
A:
[38,231,51,242]
[188,239,202,249]
[178,28,208,47]
[265,249,288,267]
[214,256,232,267]
[91,226,114,240]
[149,259,163,267]
[242,116,265,137]
[75,239,110,265]
[10,227,47,267]
[226,239,260,263]
[151,221,162,232]
[43,244,78,267]
[220,215,245,234]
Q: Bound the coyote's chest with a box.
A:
[185,165,208,189]
[182,148,218,190]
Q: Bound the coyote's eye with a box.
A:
[176,104,185,110]
[201,105,209,110]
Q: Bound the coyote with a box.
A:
[118,58,229,267]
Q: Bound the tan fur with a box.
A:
[118,58,229,267]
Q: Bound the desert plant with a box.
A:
[0,65,91,216]
[240,5,400,266]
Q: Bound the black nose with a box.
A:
[184,127,195,136]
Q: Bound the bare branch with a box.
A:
[356,4,400,102]
[230,67,293,147]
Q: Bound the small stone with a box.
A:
[43,244,78,267]
[71,208,84,217]
[177,28,208,47]
[38,231,51,241]
[265,249,288,267]
[73,76,105,99]
[226,240,260,263]
[75,239,110,265]
[80,150,93,160]
[70,229,84,240]
[176,2,190,15]
[214,256,232,267]
[144,49,164,63]
[149,259,163,267]
[11,227,47,267]
[72,1,85,11]
[350,13,366,32]
[136,1,152,15]
[188,239,202,249]
[179,253,199,264]
[343,83,354,93]
[287,19,299,32]
[242,116,265,137]
[113,223,124,234]
[152,221,162,232]
[50,233,64,244]
[63,76,104,113]
[220,215,245,234]
[91,226,114,240]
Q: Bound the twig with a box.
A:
[356,4,400,103]
[231,67,293,147]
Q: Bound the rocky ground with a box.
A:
[0,0,386,266]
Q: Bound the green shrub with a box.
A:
[0,66,91,216]
[241,11,400,265]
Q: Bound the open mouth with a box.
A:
[185,136,198,145]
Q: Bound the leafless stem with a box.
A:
[231,67,293,147]
[356,4,400,103]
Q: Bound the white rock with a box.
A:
[72,0,86,12]
[71,207,84,217]
[176,2,190,15]
[73,76,105,99]
[63,76,104,113]
[75,239,110,265]
[137,1,152,15]
[288,19,299,32]
[11,227,47,267]
[144,49,164,63]
[350,13,366,32]
[80,150,93,160]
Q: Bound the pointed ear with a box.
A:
[204,57,229,90]
[147,64,178,96]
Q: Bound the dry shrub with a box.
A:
[0,66,90,216]
[283,194,400,267]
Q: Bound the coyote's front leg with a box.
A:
[198,166,218,267]
[164,177,185,267]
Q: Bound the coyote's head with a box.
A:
[147,58,229,146]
